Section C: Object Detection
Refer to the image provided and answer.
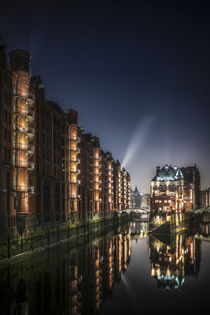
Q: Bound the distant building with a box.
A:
[200,188,210,208]
[140,193,150,208]
[181,165,200,210]
[131,186,141,208]
[150,165,184,212]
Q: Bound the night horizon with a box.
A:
[1,0,210,192]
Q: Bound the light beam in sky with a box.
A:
[122,115,154,168]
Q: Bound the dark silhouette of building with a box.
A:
[181,165,200,210]
[200,188,210,208]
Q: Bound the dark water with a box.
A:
[0,220,210,315]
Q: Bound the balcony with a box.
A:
[13,142,34,153]
[14,126,34,135]
[13,185,34,193]
[14,109,35,119]
[94,188,101,192]
[13,160,34,169]
[14,94,35,104]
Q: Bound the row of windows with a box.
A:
[153,185,180,191]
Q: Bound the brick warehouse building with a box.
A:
[0,36,131,238]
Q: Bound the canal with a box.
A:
[0,220,209,314]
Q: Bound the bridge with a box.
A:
[118,208,150,214]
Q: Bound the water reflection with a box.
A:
[149,233,201,291]
[130,221,148,239]
[1,220,210,314]
[0,225,131,315]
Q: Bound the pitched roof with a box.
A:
[152,165,183,182]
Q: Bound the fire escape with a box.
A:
[12,93,35,233]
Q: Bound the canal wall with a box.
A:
[0,213,129,264]
[149,212,190,235]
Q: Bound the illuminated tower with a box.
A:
[10,50,35,229]
[66,110,80,223]
[105,153,114,212]
[114,160,122,210]
[92,137,101,214]
[122,168,127,209]
[127,172,131,209]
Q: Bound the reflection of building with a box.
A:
[0,225,131,314]
[150,165,184,212]
[200,188,210,208]
[181,165,200,210]
[149,233,201,290]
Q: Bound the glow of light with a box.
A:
[122,115,154,168]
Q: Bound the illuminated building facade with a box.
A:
[121,168,130,210]
[114,160,122,210]
[151,165,184,213]
[0,36,131,237]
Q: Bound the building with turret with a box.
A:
[150,164,200,213]
[150,165,184,212]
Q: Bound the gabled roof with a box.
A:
[152,165,183,182]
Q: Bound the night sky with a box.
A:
[1,0,210,192]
